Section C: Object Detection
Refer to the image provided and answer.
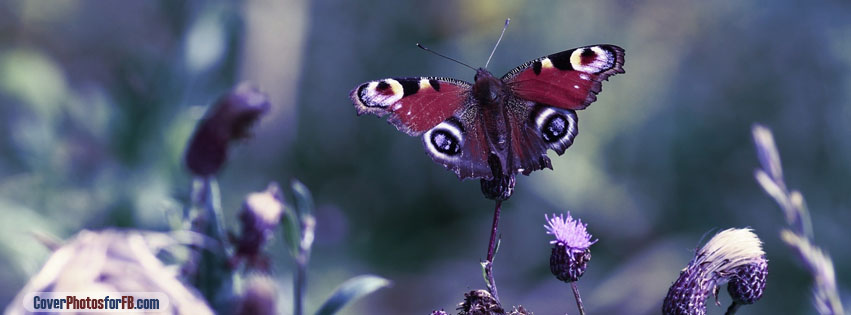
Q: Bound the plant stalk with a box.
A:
[295,255,307,315]
[484,200,502,304]
[725,301,741,315]
[571,282,585,315]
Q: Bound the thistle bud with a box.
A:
[544,213,596,283]
[551,245,591,283]
[727,258,768,305]
[185,82,270,176]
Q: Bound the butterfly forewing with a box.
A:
[502,45,625,111]
[350,77,471,136]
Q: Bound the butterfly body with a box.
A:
[472,68,514,176]
[351,45,625,194]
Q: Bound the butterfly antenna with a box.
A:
[484,18,510,69]
[416,43,477,71]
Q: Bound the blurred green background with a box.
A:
[1,0,850,314]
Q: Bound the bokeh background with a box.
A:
[1,0,850,314]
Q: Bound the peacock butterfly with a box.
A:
[350,21,624,200]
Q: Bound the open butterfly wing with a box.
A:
[421,113,493,180]
[502,45,624,111]
[504,98,580,175]
[351,77,471,136]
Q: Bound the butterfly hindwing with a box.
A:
[503,98,552,175]
[421,111,492,180]
[528,103,578,155]
[351,77,471,136]
[502,45,625,110]
[502,98,579,176]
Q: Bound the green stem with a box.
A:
[295,255,307,315]
[187,177,231,313]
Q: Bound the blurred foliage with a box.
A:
[1,0,850,314]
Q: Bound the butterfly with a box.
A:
[350,39,624,198]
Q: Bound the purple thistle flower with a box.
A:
[545,212,597,250]
[545,212,596,283]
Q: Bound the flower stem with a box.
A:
[201,178,226,242]
[295,255,307,315]
[571,282,585,315]
[187,177,231,313]
[484,200,502,304]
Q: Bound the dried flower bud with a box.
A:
[545,213,596,283]
[480,153,516,201]
[186,82,270,176]
[236,274,278,315]
[507,306,532,315]
[480,174,516,201]
[457,289,505,315]
[234,183,284,269]
[663,228,767,315]
[727,258,768,305]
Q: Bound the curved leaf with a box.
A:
[315,275,391,315]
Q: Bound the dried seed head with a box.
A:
[507,306,532,315]
[457,289,504,315]
[663,228,767,315]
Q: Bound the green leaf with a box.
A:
[280,203,301,258]
[291,179,314,217]
[480,261,488,285]
[315,275,391,315]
